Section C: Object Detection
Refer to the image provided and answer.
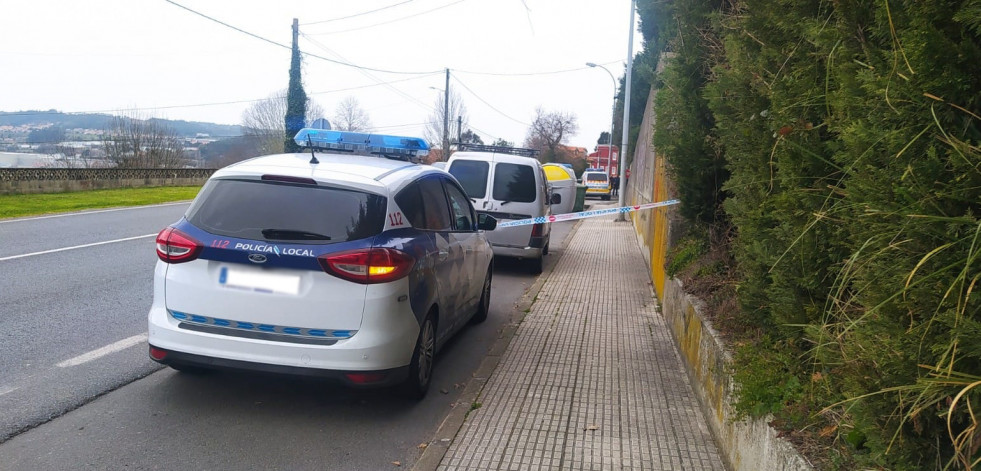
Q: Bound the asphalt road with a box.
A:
[0,203,576,470]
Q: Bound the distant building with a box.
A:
[587,144,619,176]
[0,152,57,168]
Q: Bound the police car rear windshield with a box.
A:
[186,179,386,243]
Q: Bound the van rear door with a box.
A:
[447,159,491,210]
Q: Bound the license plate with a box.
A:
[219,266,300,295]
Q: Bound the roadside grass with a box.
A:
[0,186,201,219]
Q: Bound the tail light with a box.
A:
[149,346,168,361]
[344,372,387,384]
[318,248,414,284]
[156,227,202,264]
[531,223,544,237]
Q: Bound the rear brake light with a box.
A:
[345,372,387,384]
[531,223,544,237]
[156,227,202,264]
[318,248,414,284]
[149,346,168,361]
[261,174,317,185]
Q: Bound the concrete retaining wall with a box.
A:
[661,278,813,471]
[0,168,215,195]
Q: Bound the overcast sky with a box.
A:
[1,0,642,150]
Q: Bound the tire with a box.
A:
[528,255,543,275]
[470,269,492,324]
[401,314,436,400]
[602,195,610,201]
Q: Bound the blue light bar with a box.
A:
[294,128,429,159]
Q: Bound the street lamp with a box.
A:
[586,62,617,177]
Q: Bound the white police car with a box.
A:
[148,127,497,399]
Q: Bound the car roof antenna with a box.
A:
[306,135,319,164]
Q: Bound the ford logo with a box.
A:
[248,254,267,264]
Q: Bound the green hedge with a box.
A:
[644,0,981,468]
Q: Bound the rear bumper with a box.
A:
[148,302,419,372]
[147,268,422,380]
[491,244,543,260]
[148,344,409,387]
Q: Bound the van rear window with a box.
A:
[447,160,489,199]
[493,163,536,203]
[186,179,386,243]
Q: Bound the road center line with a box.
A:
[0,234,156,262]
[56,334,148,368]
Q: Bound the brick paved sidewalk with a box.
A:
[437,215,727,471]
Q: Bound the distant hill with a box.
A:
[0,111,242,138]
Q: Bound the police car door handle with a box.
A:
[438,250,449,260]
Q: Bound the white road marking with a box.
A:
[0,201,190,224]
[0,385,17,396]
[56,334,148,368]
[0,233,156,262]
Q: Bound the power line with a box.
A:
[162,0,441,75]
[453,64,609,77]
[300,0,416,26]
[451,76,530,127]
[303,0,469,36]
[300,32,439,115]
[0,75,438,118]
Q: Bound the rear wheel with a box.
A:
[528,255,543,275]
[602,194,610,201]
[470,269,492,324]
[401,314,435,400]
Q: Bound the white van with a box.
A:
[447,145,560,274]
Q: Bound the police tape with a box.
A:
[495,199,681,228]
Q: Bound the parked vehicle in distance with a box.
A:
[446,144,559,274]
[581,170,612,200]
[148,127,497,399]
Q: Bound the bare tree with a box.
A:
[425,90,468,151]
[523,107,579,162]
[102,113,187,168]
[332,96,372,132]
[241,90,325,155]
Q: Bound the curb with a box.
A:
[410,216,586,471]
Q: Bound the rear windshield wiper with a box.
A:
[261,229,332,241]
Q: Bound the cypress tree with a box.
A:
[284,19,307,153]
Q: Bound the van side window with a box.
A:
[417,176,451,231]
[492,163,536,203]
[447,160,489,199]
[444,181,476,231]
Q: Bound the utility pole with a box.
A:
[443,68,450,160]
[615,1,635,221]
[457,116,462,145]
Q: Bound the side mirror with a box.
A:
[550,193,562,205]
[477,213,497,231]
